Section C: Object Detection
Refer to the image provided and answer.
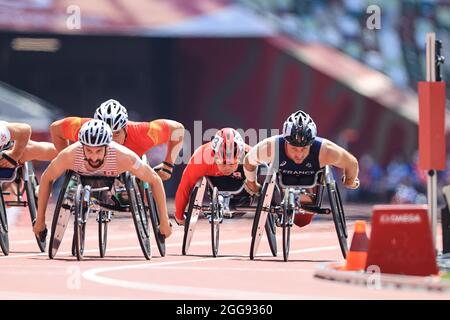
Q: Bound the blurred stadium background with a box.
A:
[0,0,449,205]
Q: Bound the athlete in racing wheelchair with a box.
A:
[244,111,360,261]
[0,121,57,255]
[176,128,277,257]
[33,120,172,260]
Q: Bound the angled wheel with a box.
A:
[24,162,46,252]
[250,177,276,260]
[98,211,109,258]
[125,173,151,260]
[0,188,9,255]
[74,184,88,261]
[182,178,207,256]
[141,182,166,257]
[49,171,76,259]
[327,180,348,259]
[210,187,221,257]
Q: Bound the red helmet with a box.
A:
[212,128,245,164]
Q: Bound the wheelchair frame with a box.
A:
[250,165,348,261]
[48,170,153,260]
[0,160,45,255]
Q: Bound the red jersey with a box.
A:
[175,141,250,220]
[60,117,170,157]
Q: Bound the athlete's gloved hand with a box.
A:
[244,179,261,196]
[342,176,360,189]
[154,161,173,181]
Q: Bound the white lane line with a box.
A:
[0,232,337,259]
[82,246,339,300]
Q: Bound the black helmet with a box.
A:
[282,110,317,147]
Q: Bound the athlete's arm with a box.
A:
[150,119,184,181]
[121,151,172,238]
[33,149,74,235]
[243,137,275,193]
[0,122,31,167]
[50,118,70,152]
[162,119,185,166]
[319,139,359,189]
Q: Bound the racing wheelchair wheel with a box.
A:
[327,180,348,259]
[49,171,76,259]
[0,187,9,255]
[124,173,151,260]
[210,187,221,257]
[73,184,88,261]
[24,162,46,252]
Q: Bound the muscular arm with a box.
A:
[161,119,184,165]
[34,150,73,233]
[319,139,359,188]
[50,119,70,152]
[243,137,275,182]
[5,122,31,161]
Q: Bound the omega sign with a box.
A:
[379,213,422,224]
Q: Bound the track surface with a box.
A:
[0,203,448,300]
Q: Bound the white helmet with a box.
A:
[94,99,128,132]
[78,120,112,147]
[0,121,11,148]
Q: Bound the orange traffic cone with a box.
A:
[343,220,369,271]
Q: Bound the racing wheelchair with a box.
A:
[182,167,277,258]
[48,166,164,261]
[250,165,349,262]
[0,144,45,255]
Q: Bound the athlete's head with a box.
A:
[0,122,10,149]
[282,110,317,164]
[94,99,128,144]
[78,119,112,168]
[212,128,245,175]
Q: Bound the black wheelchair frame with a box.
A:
[0,159,45,255]
[48,169,162,261]
[181,172,277,258]
[249,165,348,262]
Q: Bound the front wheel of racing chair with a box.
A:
[250,172,278,260]
[124,172,151,260]
[182,178,208,256]
[210,187,222,257]
[73,184,89,261]
[98,210,110,258]
[23,162,46,252]
[140,154,166,257]
[324,166,348,259]
[282,189,295,262]
[0,185,9,255]
[49,171,77,259]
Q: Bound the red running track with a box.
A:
[0,203,448,300]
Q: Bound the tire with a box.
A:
[327,182,348,259]
[282,191,294,262]
[125,173,151,260]
[49,171,74,259]
[0,189,9,255]
[250,182,276,260]
[182,185,199,256]
[74,184,87,261]
[210,187,220,257]
[24,162,46,252]
[98,211,108,258]
[142,184,166,257]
